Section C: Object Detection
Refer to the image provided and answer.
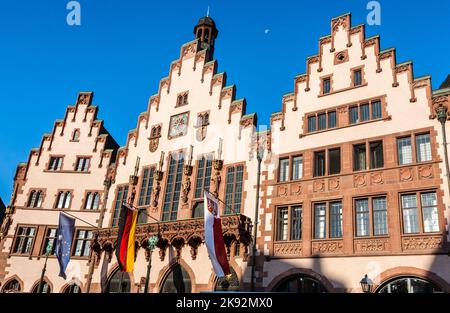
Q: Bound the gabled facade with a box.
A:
[1,13,450,293]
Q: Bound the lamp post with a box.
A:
[436,106,450,196]
[250,142,264,292]
[37,240,53,293]
[144,235,159,293]
[360,274,373,293]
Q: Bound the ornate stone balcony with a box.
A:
[92,214,253,262]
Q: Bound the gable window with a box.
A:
[354,69,362,87]
[360,103,370,122]
[401,191,439,234]
[353,144,367,171]
[224,165,244,215]
[84,192,100,210]
[397,137,413,165]
[42,228,57,255]
[318,113,327,131]
[276,205,302,241]
[13,226,36,254]
[416,133,432,162]
[370,141,384,169]
[355,196,388,237]
[150,125,162,139]
[349,106,359,124]
[328,148,341,175]
[196,113,210,127]
[72,129,80,141]
[313,151,326,177]
[308,116,317,132]
[162,152,185,221]
[194,156,213,199]
[279,158,289,182]
[27,190,43,208]
[176,92,189,107]
[292,156,303,180]
[76,157,90,172]
[56,191,72,209]
[313,201,343,239]
[371,100,382,119]
[112,186,129,227]
[72,230,93,257]
[328,111,337,128]
[48,157,63,171]
[323,78,331,95]
[138,167,155,207]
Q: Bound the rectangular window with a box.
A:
[354,70,362,86]
[308,116,317,132]
[279,158,289,182]
[323,78,331,94]
[194,156,213,198]
[138,167,155,207]
[397,137,413,165]
[314,151,326,177]
[162,153,185,221]
[371,100,382,119]
[318,113,327,131]
[360,103,370,122]
[13,226,36,254]
[72,230,93,257]
[401,194,419,234]
[328,111,337,128]
[370,141,384,169]
[75,157,90,172]
[349,106,359,124]
[292,156,303,180]
[314,203,326,239]
[329,202,343,238]
[421,192,439,233]
[353,144,366,171]
[355,199,370,237]
[373,197,388,236]
[328,148,341,175]
[112,186,129,227]
[48,157,63,171]
[137,209,148,225]
[276,207,289,241]
[291,206,302,241]
[224,165,244,215]
[42,228,57,256]
[416,133,432,162]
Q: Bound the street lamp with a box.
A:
[360,274,373,293]
[143,235,159,293]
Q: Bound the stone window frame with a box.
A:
[46,155,65,172]
[25,188,47,208]
[312,145,343,178]
[53,189,74,210]
[71,228,94,259]
[274,204,303,242]
[10,224,38,257]
[74,155,92,173]
[394,131,435,166]
[80,190,102,211]
[193,153,214,200]
[110,184,130,227]
[150,124,162,139]
[176,91,189,108]
[70,128,81,142]
[353,195,389,238]
[352,139,385,172]
[311,199,344,240]
[223,162,246,216]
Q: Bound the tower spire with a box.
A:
[193,14,219,60]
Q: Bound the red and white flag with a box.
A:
[204,191,230,278]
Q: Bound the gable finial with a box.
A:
[206,6,210,17]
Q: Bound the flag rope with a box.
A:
[61,211,98,229]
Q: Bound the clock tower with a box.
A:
[193,16,218,61]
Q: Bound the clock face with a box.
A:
[169,112,189,139]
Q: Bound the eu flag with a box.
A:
[55,213,75,280]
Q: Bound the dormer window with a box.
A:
[176,92,189,107]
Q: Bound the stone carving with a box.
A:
[291,184,302,196]
[402,236,444,251]
[354,238,390,253]
[311,241,344,255]
[274,242,302,256]
[149,125,161,153]
[211,160,223,198]
[328,178,340,191]
[354,174,366,188]
[277,185,288,197]
[313,180,325,192]
[181,165,193,204]
[399,168,413,182]
[418,165,433,179]
[371,172,384,185]
[332,16,348,32]
[77,93,91,105]
[152,170,163,209]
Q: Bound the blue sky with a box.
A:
[0,0,449,202]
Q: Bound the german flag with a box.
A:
[115,202,138,272]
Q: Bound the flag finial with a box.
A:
[206,6,210,17]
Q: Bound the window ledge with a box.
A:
[43,170,91,174]
[318,83,368,98]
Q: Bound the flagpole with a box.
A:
[37,240,53,293]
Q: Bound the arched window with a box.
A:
[84,192,100,210]
[107,269,131,293]
[161,263,192,293]
[31,281,51,293]
[215,267,240,292]
[273,274,327,293]
[2,279,21,293]
[72,129,80,141]
[204,28,210,41]
[63,283,82,293]
[377,277,443,293]
[27,190,43,208]
[56,191,72,209]
[197,29,203,39]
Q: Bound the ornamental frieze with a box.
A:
[354,238,390,253]
[311,240,344,255]
[402,236,444,251]
[274,242,303,257]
